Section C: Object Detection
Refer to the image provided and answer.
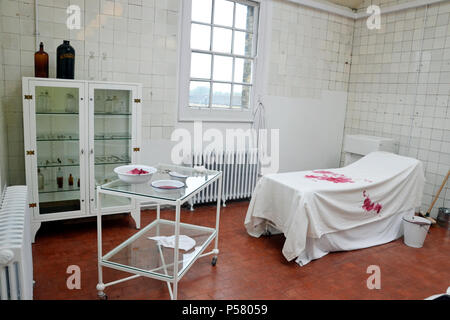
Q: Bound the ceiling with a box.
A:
[325,0,364,9]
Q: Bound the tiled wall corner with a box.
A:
[344,1,450,217]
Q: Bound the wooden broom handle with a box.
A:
[427,170,450,214]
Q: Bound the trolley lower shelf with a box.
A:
[101,219,217,281]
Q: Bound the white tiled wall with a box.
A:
[0,0,180,185]
[268,0,354,99]
[345,1,450,217]
[1,0,449,214]
[0,11,8,191]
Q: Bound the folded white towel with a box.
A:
[148,235,196,251]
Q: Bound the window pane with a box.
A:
[212,27,232,53]
[192,0,212,23]
[212,83,231,108]
[233,31,253,56]
[213,0,234,27]
[189,81,210,108]
[235,3,254,31]
[190,52,211,79]
[213,55,233,81]
[234,58,252,83]
[232,85,251,109]
[191,24,211,51]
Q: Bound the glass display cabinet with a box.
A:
[22,78,142,241]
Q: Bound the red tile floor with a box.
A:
[32,200,450,300]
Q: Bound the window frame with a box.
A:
[178,0,268,122]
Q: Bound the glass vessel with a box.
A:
[65,93,76,113]
[57,40,75,79]
[34,42,49,78]
[37,91,50,113]
[104,96,113,114]
[38,169,44,190]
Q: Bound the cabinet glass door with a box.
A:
[90,87,133,210]
[33,85,85,215]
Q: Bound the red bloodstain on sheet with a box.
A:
[305,170,354,183]
[362,190,382,214]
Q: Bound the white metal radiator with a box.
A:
[189,150,260,208]
[0,186,33,300]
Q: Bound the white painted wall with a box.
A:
[264,91,347,172]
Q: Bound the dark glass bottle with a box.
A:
[34,42,49,78]
[57,40,75,79]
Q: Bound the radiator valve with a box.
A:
[0,249,14,266]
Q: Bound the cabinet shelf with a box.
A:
[38,161,130,168]
[37,138,79,142]
[95,161,130,166]
[39,185,80,194]
[94,137,131,141]
[36,112,79,115]
[38,163,79,168]
[94,112,131,116]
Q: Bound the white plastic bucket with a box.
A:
[403,215,431,248]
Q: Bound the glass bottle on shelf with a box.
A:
[104,96,113,114]
[68,174,74,188]
[37,91,49,113]
[57,168,64,188]
[37,92,45,112]
[95,92,105,113]
[77,178,80,188]
[38,169,44,190]
[65,93,76,113]
[112,96,119,113]
[43,91,50,112]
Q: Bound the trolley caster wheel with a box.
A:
[211,256,218,266]
[98,293,108,300]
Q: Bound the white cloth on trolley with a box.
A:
[148,235,196,251]
[245,152,425,265]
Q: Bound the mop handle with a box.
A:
[426,170,450,215]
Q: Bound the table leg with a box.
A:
[130,199,141,229]
[157,243,173,299]
[172,202,181,300]
[96,188,106,299]
[156,204,160,235]
[212,174,222,264]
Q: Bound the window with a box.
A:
[179,0,265,122]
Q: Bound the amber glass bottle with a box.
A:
[34,42,49,78]
[57,40,75,79]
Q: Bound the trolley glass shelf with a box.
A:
[100,164,220,202]
[101,219,216,280]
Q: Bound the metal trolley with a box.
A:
[96,164,222,300]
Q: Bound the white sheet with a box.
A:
[295,208,413,265]
[245,152,425,264]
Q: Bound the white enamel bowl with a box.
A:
[151,179,185,193]
[168,171,188,183]
[114,165,157,184]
